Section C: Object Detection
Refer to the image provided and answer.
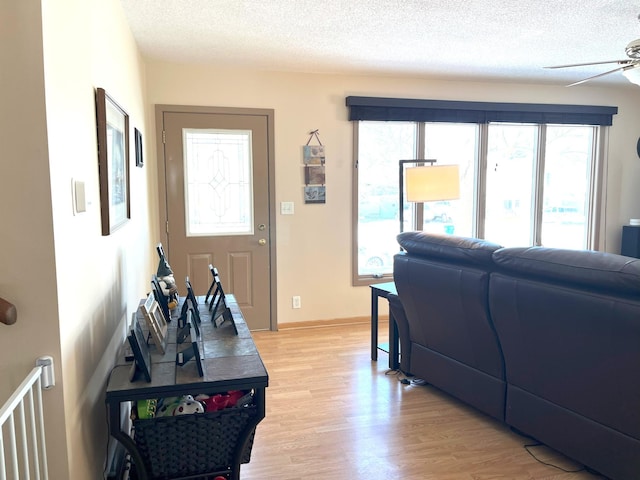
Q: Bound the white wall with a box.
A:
[145,62,640,325]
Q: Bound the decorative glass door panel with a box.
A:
[183,129,253,237]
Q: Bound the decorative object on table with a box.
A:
[176,310,204,377]
[204,263,218,305]
[95,87,130,235]
[303,129,326,204]
[177,308,199,343]
[398,159,460,233]
[156,243,179,310]
[127,319,152,382]
[178,285,201,338]
[207,265,237,334]
[139,293,168,354]
[151,275,171,324]
[182,277,201,327]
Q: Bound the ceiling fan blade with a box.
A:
[546,59,633,69]
[566,65,630,87]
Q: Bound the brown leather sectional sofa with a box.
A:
[391,231,640,480]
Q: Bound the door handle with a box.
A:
[258,239,267,246]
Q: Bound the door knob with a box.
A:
[258,238,267,246]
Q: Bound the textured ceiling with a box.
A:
[120,0,640,86]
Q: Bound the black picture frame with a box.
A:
[135,128,144,167]
[176,318,204,377]
[127,320,152,382]
[96,87,130,235]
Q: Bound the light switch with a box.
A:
[281,201,294,215]
[73,180,86,213]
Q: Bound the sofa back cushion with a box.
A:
[394,233,505,378]
[397,231,502,267]
[491,246,640,297]
[490,247,640,438]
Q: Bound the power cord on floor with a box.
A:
[384,369,427,386]
[524,442,586,473]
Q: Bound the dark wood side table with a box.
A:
[369,282,399,370]
[106,295,268,480]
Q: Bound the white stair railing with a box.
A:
[0,357,54,480]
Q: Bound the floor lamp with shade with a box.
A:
[398,160,461,233]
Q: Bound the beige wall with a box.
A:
[0,1,67,478]
[145,62,640,325]
[1,0,153,479]
[41,0,153,477]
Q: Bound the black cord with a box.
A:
[385,369,418,385]
[385,369,406,382]
[524,443,585,473]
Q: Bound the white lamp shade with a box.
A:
[406,165,460,202]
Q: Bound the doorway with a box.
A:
[155,105,276,330]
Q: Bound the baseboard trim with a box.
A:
[279,315,386,330]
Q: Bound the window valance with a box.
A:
[346,96,618,126]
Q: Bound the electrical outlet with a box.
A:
[292,296,301,309]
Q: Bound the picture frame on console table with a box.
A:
[128,320,152,382]
[140,293,168,354]
[176,313,204,377]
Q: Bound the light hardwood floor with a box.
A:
[242,321,606,480]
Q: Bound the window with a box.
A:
[349,97,616,284]
[485,124,537,246]
[356,122,416,278]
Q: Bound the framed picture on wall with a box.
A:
[96,87,130,235]
[135,128,144,167]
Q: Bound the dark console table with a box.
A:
[105,294,268,480]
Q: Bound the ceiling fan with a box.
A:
[546,37,640,87]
